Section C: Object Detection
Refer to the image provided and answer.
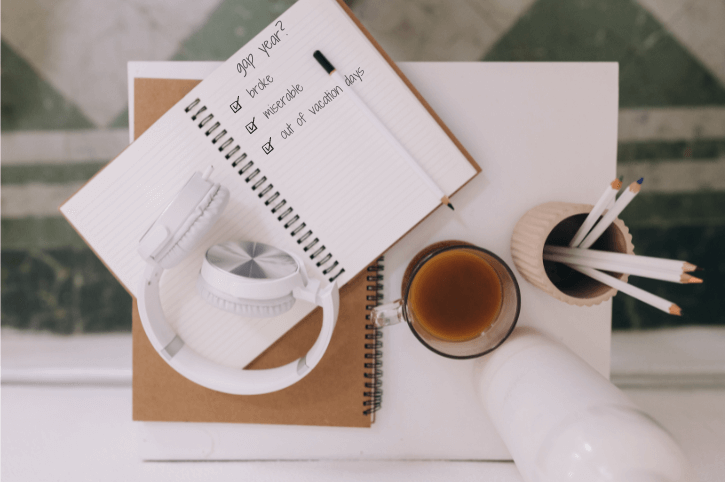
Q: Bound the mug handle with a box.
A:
[370,299,405,328]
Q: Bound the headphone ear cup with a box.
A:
[196,275,296,318]
[156,184,229,269]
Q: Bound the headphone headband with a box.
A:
[136,170,339,395]
[138,261,339,395]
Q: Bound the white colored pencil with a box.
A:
[543,245,699,272]
[603,176,621,212]
[569,178,622,247]
[313,50,453,210]
[564,263,681,315]
[544,252,702,283]
[579,178,644,249]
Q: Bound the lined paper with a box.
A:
[61,0,477,368]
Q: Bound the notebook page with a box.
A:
[180,0,476,282]
[62,0,477,368]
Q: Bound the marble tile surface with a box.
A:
[2,0,224,127]
[618,107,725,141]
[639,0,725,87]
[635,0,690,22]
[351,0,534,61]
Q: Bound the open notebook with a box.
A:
[130,74,385,427]
[61,0,478,369]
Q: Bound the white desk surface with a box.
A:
[130,61,618,461]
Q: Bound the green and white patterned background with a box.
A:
[2,0,723,333]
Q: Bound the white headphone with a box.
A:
[137,167,339,395]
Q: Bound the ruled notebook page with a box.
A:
[62,0,477,368]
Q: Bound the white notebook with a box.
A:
[60,0,477,368]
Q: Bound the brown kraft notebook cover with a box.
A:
[132,77,380,428]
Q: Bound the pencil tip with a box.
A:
[637,177,644,184]
[695,266,704,272]
[618,175,624,182]
[688,277,703,284]
[448,203,455,211]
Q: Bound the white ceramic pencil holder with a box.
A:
[511,202,635,307]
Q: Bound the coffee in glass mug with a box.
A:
[372,241,520,359]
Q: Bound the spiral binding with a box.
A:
[185,98,345,283]
[363,256,384,417]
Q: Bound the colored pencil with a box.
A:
[579,178,643,249]
[543,245,699,273]
[544,252,703,283]
[313,50,454,210]
[564,263,681,315]
[569,178,623,247]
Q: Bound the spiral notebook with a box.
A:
[61,0,478,378]
[129,74,382,427]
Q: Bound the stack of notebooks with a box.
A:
[61,0,479,428]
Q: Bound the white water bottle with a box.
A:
[475,327,696,482]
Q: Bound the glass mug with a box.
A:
[371,241,521,359]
